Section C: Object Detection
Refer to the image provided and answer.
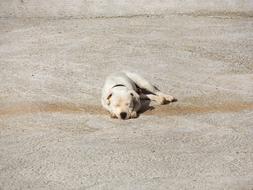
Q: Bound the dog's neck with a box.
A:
[112,84,126,89]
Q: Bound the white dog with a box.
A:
[101,71,175,119]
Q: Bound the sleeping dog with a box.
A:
[101,71,175,119]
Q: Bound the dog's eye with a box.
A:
[126,103,129,106]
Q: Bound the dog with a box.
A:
[101,71,175,120]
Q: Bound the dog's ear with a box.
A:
[106,93,113,105]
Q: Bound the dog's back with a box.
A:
[102,72,137,93]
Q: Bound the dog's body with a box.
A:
[101,71,175,119]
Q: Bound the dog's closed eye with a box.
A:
[106,93,113,105]
[107,93,112,100]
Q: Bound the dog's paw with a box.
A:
[110,113,117,119]
[130,111,138,119]
[164,95,176,102]
[157,92,175,103]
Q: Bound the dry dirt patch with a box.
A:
[1,100,252,118]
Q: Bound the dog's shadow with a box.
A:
[138,99,154,114]
[138,98,177,116]
[136,87,177,117]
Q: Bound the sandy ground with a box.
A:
[0,15,253,190]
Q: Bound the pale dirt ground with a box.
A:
[0,15,253,190]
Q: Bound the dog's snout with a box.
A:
[120,112,127,119]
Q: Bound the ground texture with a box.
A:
[0,15,253,190]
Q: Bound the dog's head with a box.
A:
[106,87,140,120]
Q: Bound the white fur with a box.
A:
[101,71,175,119]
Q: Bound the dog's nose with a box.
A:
[120,112,127,119]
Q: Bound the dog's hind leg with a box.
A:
[125,72,175,102]
[140,94,166,105]
[124,72,158,93]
